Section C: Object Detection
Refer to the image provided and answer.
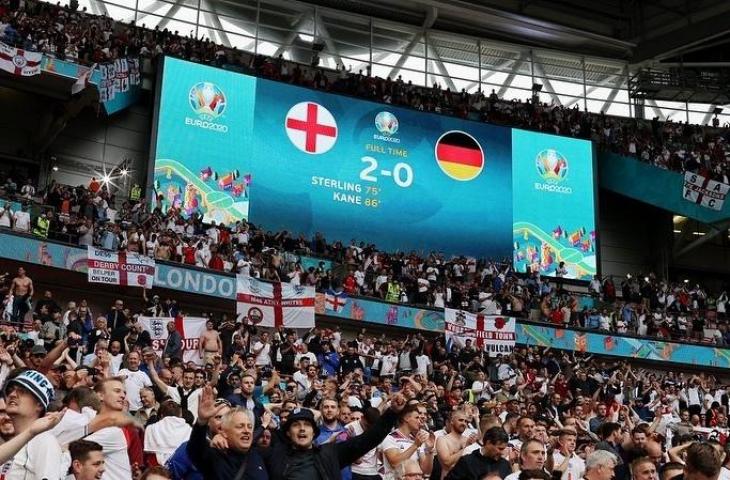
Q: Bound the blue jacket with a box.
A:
[166,440,202,480]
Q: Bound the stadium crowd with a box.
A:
[2,0,730,182]
[0,175,727,347]
[0,262,728,480]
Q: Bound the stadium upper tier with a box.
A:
[2,0,729,183]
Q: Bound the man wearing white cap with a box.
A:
[0,369,64,479]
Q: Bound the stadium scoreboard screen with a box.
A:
[150,57,598,280]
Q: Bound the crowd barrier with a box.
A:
[2,230,730,368]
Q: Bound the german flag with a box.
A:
[435,131,484,181]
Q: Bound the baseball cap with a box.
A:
[31,345,47,356]
[5,370,54,411]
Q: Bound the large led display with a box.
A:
[150,57,597,280]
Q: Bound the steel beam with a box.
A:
[531,60,562,106]
[388,6,437,79]
[426,34,457,91]
[135,1,172,24]
[272,13,307,58]
[314,12,343,66]
[157,0,186,31]
[497,52,529,97]
[202,0,232,47]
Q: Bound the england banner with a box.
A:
[236,276,315,328]
[87,246,155,288]
[0,42,42,76]
[445,309,516,357]
[138,316,206,365]
[97,58,141,103]
[324,289,348,313]
[683,172,729,211]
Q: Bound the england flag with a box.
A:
[285,102,338,154]
[236,276,315,328]
[683,172,729,211]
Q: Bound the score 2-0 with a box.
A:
[360,156,413,188]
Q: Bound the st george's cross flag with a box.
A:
[285,102,338,154]
[683,172,729,211]
[444,308,515,357]
[0,42,42,76]
[324,289,348,313]
[236,275,315,328]
[87,246,156,288]
[138,316,207,365]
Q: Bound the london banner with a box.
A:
[138,316,206,365]
[236,276,315,328]
[87,246,156,288]
[444,309,516,357]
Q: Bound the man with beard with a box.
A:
[436,409,480,479]
[316,399,345,446]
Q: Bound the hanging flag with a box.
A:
[435,131,484,181]
[444,308,516,357]
[285,102,338,154]
[71,63,97,95]
[0,42,42,76]
[683,172,729,211]
[138,316,206,365]
[87,246,156,288]
[324,289,348,313]
[236,276,315,328]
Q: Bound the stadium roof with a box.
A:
[294,0,730,63]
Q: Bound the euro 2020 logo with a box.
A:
[189,82,226,121]
[375,111,399,136]
[535,149,568,183]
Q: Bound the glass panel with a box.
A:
[217,16,257,38]
[199,0,256,16]
[432,59,478,82]
[102,0,136,9]
[138,12,195,34]
[372,63,424,86]
[100,1,135,22]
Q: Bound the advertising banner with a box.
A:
[87,246,155,288]
[138,316,206,365]
[512,130,597,280]
[444,309,516,357]
[236,276,315,328]
[0,42,42,76]
[314,293,445,332]
[683,172,729,211]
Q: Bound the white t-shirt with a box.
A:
[380,430,425,480]
[415,354,431,377]
[553,451,585,480]
[118,368,152,411]
[1,431,65,480]
[86,426,131,480]
[12,211,30,232]
[347,420,378,476]
[253,341,271,366]
[380,354,398,377]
